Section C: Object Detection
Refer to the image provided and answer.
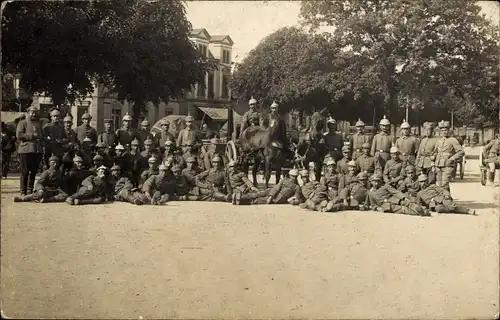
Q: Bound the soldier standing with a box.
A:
[116,112,138,149]
[75,112,97,146]
[177,116,202,157]
[61,114,77,174]
[350,119,372,160]
[16,106,44,195]
[323,118,344,162]
[155,120,175,154]
[434,120,464,191]
[97,119,117,153]
[355,143,375,174]
[336,146,352,175]
[239,97,261,137]
[370,115,393,173]
[138,119,154,148]
[42,109,67,168]
[415,122,438,184]
[395,121,420,164]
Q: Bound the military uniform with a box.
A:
[416,181,474,215]
[355,154,375,174]
[383,158,404,186]
[155,127,175,153]
[336,155,351,175]
[349,120,372,160]
[266,176,303,204]
[323,173,369,212]
[365,180,425,216]
[320,170,341,199]
[75,124,98,146]
[338,172,357,190]
[323,131,344,162]
[67,170,108,205]
[97,130,117,151]
[370,132,392,172]
[109,169,147,205]
[66,166,92,195]
[299,183,329,211]
[415,129,438,183]
[141,167,176,204]
[163,150,186,169]
[116,127,138,149]
[240,109,261,136]
[138,127,154,148]
[434,121,464,190]
[395,135,419,164]
[193,165,229,202]
[42,120,67,167]
[182,158,201,189]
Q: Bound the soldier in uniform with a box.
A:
[177,115,202,157]
[338,160,358,189]
[395,121,420,164]
[75,112,98,146]
[320,158,340,199]
[193,155,230,202]
[16,106,44,195]
[78,136,94,168]
[226,160,261,205]
[129,138,142,185]
[116,112,138,149]
[415,122,438,184]
[293,170,329,211]
[355,142,375,174]
[415,174,475,215]
[42,109,67,168]
[182,156,200,190]
[263,169,303,204]
[350,119,372,160]
[139,156,159,188]
[65,156,92,195]
[61,114,78,174]
[383,147,404,187]
[138,119,154,148]
[239,96,261,137]
[163,140,186,169]
[323,118,344,162]
[322,172,370,212]
[66,165,109,205]
[336,146,352,175]
[138,139,156,171]
[108,165,147,205]
[155,120,175,154]
[113,143,133,179]
[141,164,176,205]
[203,138,219,170]
[434,120,464,191]
[170,165,196,201]
[90,155,105,175]
[371,115,393,173]
[483,134,500,186]
[95,142,113,167]
[364,173,427,216]
[97,119,117,153]
[14,156,68,203]
[397,165,420,197]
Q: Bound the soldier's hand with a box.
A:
[266,196,273,204]
[343,199,349,207]
[251,187,259,192]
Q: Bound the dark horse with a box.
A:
[296,108,329,182]
[238,114,290,189]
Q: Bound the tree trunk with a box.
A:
[132,101,144,129]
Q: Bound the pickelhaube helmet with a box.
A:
[270,101,279,108]
[212,155,222,162]
[122,112,132,121]
[348,160,356,167]
[227,160,235,167]
[97,165,107,171]
[73,156,83,163]
[111,165,121,171]
[81,112,91,120]
[288,169,299,176]
[401,121,411,129]
[164,140,173,146]
[63,114,73,122]
[50,109,60,116]
[249,96,257,105]
[300,169,309,177]
[141,119,149,126]
[144,139,153,146]
[327,117,336,125]
[355,119,365,127]
[115,143,125,150]
[82,136,92,143]
[370,173,382,181]
[326,159,336,166]
[48,155,59,162]
[418,174,428,182]
[357,172,368,180]
[390,146,399,154]
[439,120,450,128]
[342,145,350,152]
[379,115,390,126]
[93,154,104,161]
[185,116,194,122]
[131,138,140,146]
[148,156,158,163]
[27,106,37,112]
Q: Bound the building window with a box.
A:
[112,108,121,131]
[222,50,230,64]
[198,78,206,97]
[197,44,207,57]
[207,72,215,99]
[221,75,229,98]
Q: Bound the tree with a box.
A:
[300,0,500,126]
[2,0,212,127]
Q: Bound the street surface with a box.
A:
[1,158,498,319]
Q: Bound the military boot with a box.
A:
[213,191,230,202]
[13,191,42,203]
[487,172,495,186]
[305,199,317,211]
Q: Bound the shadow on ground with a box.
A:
[455,201,498,211]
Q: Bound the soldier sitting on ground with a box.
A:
[66,156,92,195]
[141,164,176,205]
[363,173,428,216]
[397,165,420,200]
[383,147,404,187]
[294,170,329,211]
[336,146,352,175]
[129,138,142,185]
[95,142,113,167]
[14,156,68,203]
[355,143,375,175]
[66,165,109,205]
[171,165,198,201]
[322,172,370,212]
[182,156,201,190]
[138,156,159,188]
[192,155,230,202]
[108,165,147,205]
[78,136,94,168]
[90,154,105,175]
[415,174,476,215]
[338,160,358,189]
[320,159,341,200]
[290,169,319,206]
[113,143,133,179]
[262,169,303,205]
[226,160,260,205]
[163,140,185,169]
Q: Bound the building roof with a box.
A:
[190,28,211,40]
[210,35,234,46]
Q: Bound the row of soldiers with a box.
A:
[13,150,475,218]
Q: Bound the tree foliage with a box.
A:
[2,0,212,126]
[299,0,499,127]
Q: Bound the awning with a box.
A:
[198,107,228,120]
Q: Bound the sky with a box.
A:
[185,0,500,62]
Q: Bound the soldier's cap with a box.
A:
[362,142,370,149]
[141,119,149,126]
[93,154,104,161]
[148,156,158,163]
[185,116,194,122]
[401,121,411,129]
[186,157,195,163]
[111,165,121,171]
[418,174,428,182]
[27,106,37,112]
[212,155,222,162]
[289,169,299,176]
[82,136,92,143]
[97,165,107,171]
[104,119,113,124]
[144,139,153,145]
[342,145,350,152]
[326,159,336,166]
[161,120,170,126]
[270,101,279,108]
[300,169,309,176]
[73,156,83,163]
[355,119,365,127]
[165,140,173,146]
[122,112,133,121]
[210,138,218,144]
[405,165,416,172]
[171,165,181,172]
[158,164,168,171]
[131,138,140,146]
[425,122,435,129]
[185,141,194,146]
[370,174,382,181]
[438,120,450,128]
[327,117,336,124]
[390,146,399,153]
[63,115,73,122]
[249,96,257,105]
[115,143,125,150]
[379,115,390,125]
[348,160,356,167]
[357,172,368,180]
[81,112,91,119]
[227,160,235,167]
[50,109,60,116]
[96,142,105,148]
[48,156,59,162]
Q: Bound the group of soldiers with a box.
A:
[10,100,476,217]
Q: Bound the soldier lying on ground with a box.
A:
[383,147,404,187]
[364,173,428,216]
[338,160,358,189]
[14,156,68,203]
[141,164,176,205]
[65,156,92,195]
[108,165,147,205]
[322,172,370,212]
[192,155,230,202]
[66,165,108,205]
[415,174,476,215]
[226,160,261,205]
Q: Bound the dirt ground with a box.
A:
[1,159,498,319]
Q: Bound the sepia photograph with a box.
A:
[1,0,499,318]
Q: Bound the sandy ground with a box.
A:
[1,159,498,319]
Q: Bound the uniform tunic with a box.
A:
[415,136,438,170]
[434,136,464,190]
[301,181,321,199]
[240,109,261,135]
[42,122,67,157]
[142,174,176,197]
[416,184,469,214]
[66,168,92,195]
[355,154,375,174]
[32,168,68,201]
[75,125,98,145]
[383,159,403,185]
[71,175,108,202]
[176,128,202,149]
[336,157,350,175]
[116,128,138,147]
[395,135,420,163]
[323,132,344,161]
[155,130,175,150]
[320,172,341,198]
[268,178,302,204]
[349,133,372,159]
[97,131,117,149]
[370,132,393,171]
[338,173,357,190]
[227,170,255,194]
[397,177,421,197]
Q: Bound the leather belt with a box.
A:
[356,149,361,152]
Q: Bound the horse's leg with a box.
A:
[315,161,323,182]
[264,157,272,189]
[252,156,260,187]
[275,159,282,186]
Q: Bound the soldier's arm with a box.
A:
[141,175,155,194]
[396,180,406,191]
[34,171,49,190]
[269,180,283,198]
[319,176,326,187]
[414,137,420,153]
[195,170,210,187]
[370,137,376,157]
[450,138,465,161]
[81,175,94,190]
[294,185,305,203]
[338,176,345,190]
[242,174,256,190]
[383,163,390,182]
[387,185,406,199]
[176,131,183,147]
[16,121,31,141]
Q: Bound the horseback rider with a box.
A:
[239,96,261,137]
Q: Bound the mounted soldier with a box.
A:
[239,96,261,138]
[323,117,343,162]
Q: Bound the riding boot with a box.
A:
[151,191,162,204]
[487,172,495,186]
[305,199,317,211]
[14,192,40,202]
[78,197,105,205]
[159,194,170,204]
[212,191,230,202]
